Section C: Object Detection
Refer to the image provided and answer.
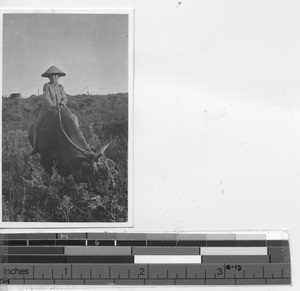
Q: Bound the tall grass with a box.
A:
[2,94,128,222]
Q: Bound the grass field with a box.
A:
[2,93,128,222]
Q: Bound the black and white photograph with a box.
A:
[1,11,133,225]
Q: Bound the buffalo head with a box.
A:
[73,144,115,186]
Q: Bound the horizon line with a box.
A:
[2,92,129,99]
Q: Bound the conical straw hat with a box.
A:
[41,66,66,77]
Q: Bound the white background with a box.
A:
[1,0,300,290]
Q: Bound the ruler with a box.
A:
[0,232,291,285]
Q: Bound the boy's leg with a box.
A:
[71,113,79,127]
[62,106,79,128]
[28,110,48,155]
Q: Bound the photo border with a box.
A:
[0,8,134,228]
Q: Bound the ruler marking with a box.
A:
[1,232,291,286]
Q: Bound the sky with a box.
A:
[2,13,128,97]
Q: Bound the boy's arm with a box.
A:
[59,85,68,106]
[43,84,55,108]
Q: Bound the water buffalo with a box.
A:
[28,107,114,185]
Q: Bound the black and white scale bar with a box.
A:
[0,232,291,285]
[0,239,290,247]
[0,255,288,264]
[1,256,134,264]
[0,246,289,262]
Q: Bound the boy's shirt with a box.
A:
[41,82,67,110]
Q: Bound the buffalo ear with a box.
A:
[100,143,110,154]
[95,143,110,160]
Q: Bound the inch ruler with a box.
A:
[0,232,291,285]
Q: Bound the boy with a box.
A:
[28,65,67,155]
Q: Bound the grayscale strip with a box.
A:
[0,232,291,285]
